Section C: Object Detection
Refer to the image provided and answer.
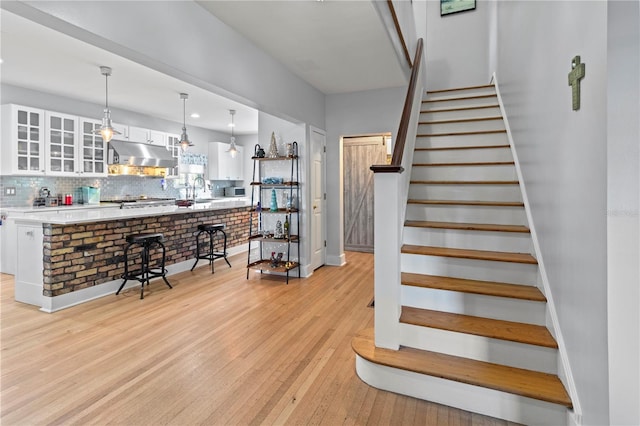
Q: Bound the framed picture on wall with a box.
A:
[441,0,476,16]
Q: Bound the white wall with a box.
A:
[6,1,325,130]
[607,1,640,425]
[325,87,405,265]
[425,0,491,90]
[495,1,609,424]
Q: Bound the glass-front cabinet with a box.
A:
[1,105,45,175]
[79,118,107,176]
[45,112,77,175]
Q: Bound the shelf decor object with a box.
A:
[267,131,279,158]
[247,141,300,284]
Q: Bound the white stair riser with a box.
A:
[418,119,505,134]
[411,164,518,181]
[355,356,568,426]
[421,106,502,121]
[401,285,546,325]
[408,184,523,202]
[403,227,533,254]
[416,132,508,148]
[401,253,538,286]
[422,96,498,109]
[425,87,496,100]
[405,204,527,225]
[398,323,557,374]
[413,147,513,163]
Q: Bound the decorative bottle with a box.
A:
[284,216,289,239]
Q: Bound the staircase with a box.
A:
[352,84,573,425]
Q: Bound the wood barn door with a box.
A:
[343,135,388,252]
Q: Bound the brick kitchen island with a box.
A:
[13,202,251,312]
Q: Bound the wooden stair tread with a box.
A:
[400,307,557,348]
[401,245,537,264]
[352,328,571,407]
[423,94,497,103]
[401,272,546,301]
[426,84,495,94]
[418,130,507,138]
[408,199,524,207]
[419,116,503,125]
[413,161,515,167]
[405,220,530,233]
[421,104,500,114]
[410,180,519,185]
[415,144,511,151]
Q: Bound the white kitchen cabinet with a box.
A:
[208,142,243,180]
[165,133,180,177]
[148,130,167,146]
[79,118,108,176]
[15,223,44,306]
[111,122,128,140]
[45,111,78,175]
[1,104,46,175]
[127,126,166,146]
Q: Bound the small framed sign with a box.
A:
[441,0,476,16]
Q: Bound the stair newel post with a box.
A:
[373,172,403,350]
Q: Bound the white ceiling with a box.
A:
[0,1,407,134]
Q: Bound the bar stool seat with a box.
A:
[117,232,172,299]
[191,223,231,273]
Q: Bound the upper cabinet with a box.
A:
[208,142,243,180]
[1,105,46,175]
[45,111,78,175]
[79,118,108,176]
[125,126,167,146]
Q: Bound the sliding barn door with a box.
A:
[343,135,388,252]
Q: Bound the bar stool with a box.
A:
[117,233,172,299]
[191,224,231,273]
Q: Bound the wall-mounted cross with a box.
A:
[568,55,586,111]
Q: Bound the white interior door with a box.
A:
[310,128,326,270]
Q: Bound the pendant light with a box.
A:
[179,93,194,152]
[93,66,120,142]
[227,109,238,158]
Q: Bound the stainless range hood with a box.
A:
[108,140,177,168]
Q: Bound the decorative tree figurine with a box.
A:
[267,131,279,158]
[270,189,278,212]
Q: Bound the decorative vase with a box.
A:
[267,132,279,158]
[270,189,278,211]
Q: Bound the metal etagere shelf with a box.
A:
[246,141,300,284]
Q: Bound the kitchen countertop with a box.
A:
[12,199,251,225]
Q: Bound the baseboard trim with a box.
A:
[37,243,249,313]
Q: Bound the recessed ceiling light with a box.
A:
[190,113,200,118]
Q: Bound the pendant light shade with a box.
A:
[227,109,238,158]
[179,93,194,152]
[94,66,121,142]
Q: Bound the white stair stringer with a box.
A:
[355,355,568,426]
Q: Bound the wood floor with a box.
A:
[1,251,519,425]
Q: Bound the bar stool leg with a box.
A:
[218,229,231,268]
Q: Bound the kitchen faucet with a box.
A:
[191,176,206,201]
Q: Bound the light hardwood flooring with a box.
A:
[1,251,518,425]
